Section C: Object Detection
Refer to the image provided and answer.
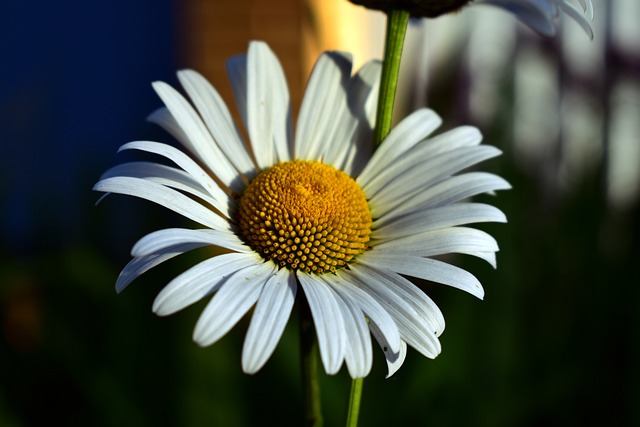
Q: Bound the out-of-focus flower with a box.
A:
[475,0,594,38]
[94,41,509,378]
[347,0,594,38]
[348,0,473,18]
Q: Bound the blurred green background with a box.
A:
[1,1,639,426]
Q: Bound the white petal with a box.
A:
[93,176,230,231]
[116,242,206,294]
[368,327,407,379]
[363,146,501,209]
[368,320,403,374]
[419,125,483,151]
[374,203,507,239]
[362,264,445,336]
[349,265,442,358]
[242,268,297,374]
[327,59,381,176]
[358,109,442,186]
[177,69,257,178]
[324,276,372,379]
[467,251,498,268]
[360,252,485,299]
[557,0,594,38]
[152,81,242,192]
[246,41,292,168]
[193,261,277,347]
[152,252,263,316]
[360,126,482,196]
[373,226,499,263]
[147,107,192,149]
[373,172,511,222]
[295,51,353,162]
[132,228,249,257]
[384,340,407,379]
[577,0,594,20]
[100,161,219,208]
[297,272,346,375]
[117,140,233,218]
[325,271,400,353]
[367,145,502,207]
[478,1,557,36]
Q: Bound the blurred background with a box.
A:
[1,0,639,425]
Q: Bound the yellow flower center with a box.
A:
[237,160,372,274]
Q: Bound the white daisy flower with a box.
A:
[94,41,509,378]
[475,0,594,38]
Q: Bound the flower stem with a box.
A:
[345,377,364,427]
[373,8,410,148]
[300,301,323,427]
[343,8,410,427]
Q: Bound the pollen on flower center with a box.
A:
[237,160,372,274]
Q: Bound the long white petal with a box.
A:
[242,268,297,374]
[367,145,502,205]
[152,252,264,316]
[295,51,353,162]
[349,265,442,358]
[373,226,499,263]
[247,41,292,168]
[297,272,346,375]
[117,141,233,216]
[325,271,400,353]
[93,177,230,231]
[360,126,482,195]
[374,203,506,239]
[362,264,445,336]
[132,228,249,257]
[147,107,192,150]
[177,69,257,177]
[329,59,381,176]
[193,261,276,347]
[358,109,442,187]
[373,172,511,222]
[116,242,206,293]
[360,252,485,299]
[323,275,372,379]
[152,81,242,193]
[100,161,218,206]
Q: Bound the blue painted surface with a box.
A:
[0,0,177,251]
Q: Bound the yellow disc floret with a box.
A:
[237,160,372,274]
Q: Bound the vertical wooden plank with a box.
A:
[179,0,307,113]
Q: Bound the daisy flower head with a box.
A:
[94,41,509,379]
[475,0,594,38]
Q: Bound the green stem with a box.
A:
[345,377,364,427]
[373,8,410,148]
[300,301,323,427]
[343,9,410,427]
